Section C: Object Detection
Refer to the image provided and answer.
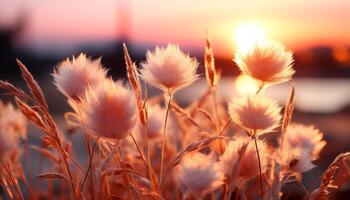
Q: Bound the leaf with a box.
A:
[30,145,59,162]
[309,152,350,200]
[37,172,76,186]
[37,172,68,179]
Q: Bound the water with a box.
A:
[174,77,350,114]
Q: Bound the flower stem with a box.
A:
[159,93,172,190]
[117,140,135,199]
[254,135,264,199]
[80,137,99,196]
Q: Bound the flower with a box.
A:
[140,44,199,94]
[283,123,326,160]
[228,95,282,135]
[234,41,295,85]
[280,145,316,174]
[0,101,27,141]
[176,152,223,195]
[0,101,24,162]
[145,104,166,139]
[280,123,326,174]
[220,137,268,182]
[0,126,18,162]
[53,53,108,100]
[79,79,137,139]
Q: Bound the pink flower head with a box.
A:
[53,53,108,100]
[234,41,295,85]
[0,101,23,161]
[220,137,268,182]
[281,145,316,173]
[0,102,27,141]
[228,95,282,135]
[0,126,18,162]
[284,123,326,160]
[176,152,223,195]
[145,104,166,139]
[141,44,199,94]
[80,79,137,139]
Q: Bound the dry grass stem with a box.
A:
[0,38,344,200]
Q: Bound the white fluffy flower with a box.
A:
[234,41,295,85]
[228,95,282,135]
[220,137,268,182]
[53,53,108,100]
[0,102,24,161]
[80,79,137,139]
[281,145,316,173]
[280,123,326,174]
[145,104,165,139]
[176,152,223,195]
[141,44,199,94]
[284,123,326,160]
[0,126,18,162]
[0,102,27,141]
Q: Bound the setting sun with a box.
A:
[234,23,267,52]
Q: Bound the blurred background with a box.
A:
[0,0,349,199]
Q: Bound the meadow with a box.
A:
[0,36,348,200]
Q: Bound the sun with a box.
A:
[234,23,267,53]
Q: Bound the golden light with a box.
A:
[234,23,267,53]
[235,74,259,96]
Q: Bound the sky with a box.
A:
[1,0,349,57]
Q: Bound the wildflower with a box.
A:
[220,137,268,182]
[0,126,18,162]
[284,123,326,160]
[228,95,282,135]
[79,79,137,139]
[140,44,199,95]
[176,152,223,195]
[281,145,316,173]
[0,101,24,162]
[145,104,166,139]
[234,41,295,86]
[280,124,326,174]
[0,102,27,141]
[53,53,108,100]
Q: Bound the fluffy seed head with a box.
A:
[228,95,282,134]
[234,41,295,84]
[0,102,24,161]
[0,102,27,141]
[53,53,108,100]
[220,137,268,182]
[176,152,223,195]
[284,123,326,160]
[141,44,199,94]
[80,79,137,139]
[0,126,18,161]
[281,145,316,173]
[145,104,165,139]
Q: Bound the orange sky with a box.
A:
[1,0,349,57]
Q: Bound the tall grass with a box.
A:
[0,36,348,200]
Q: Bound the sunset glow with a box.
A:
[235,74,259,96]
[234,23,267,53]
[0,0,349,57]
